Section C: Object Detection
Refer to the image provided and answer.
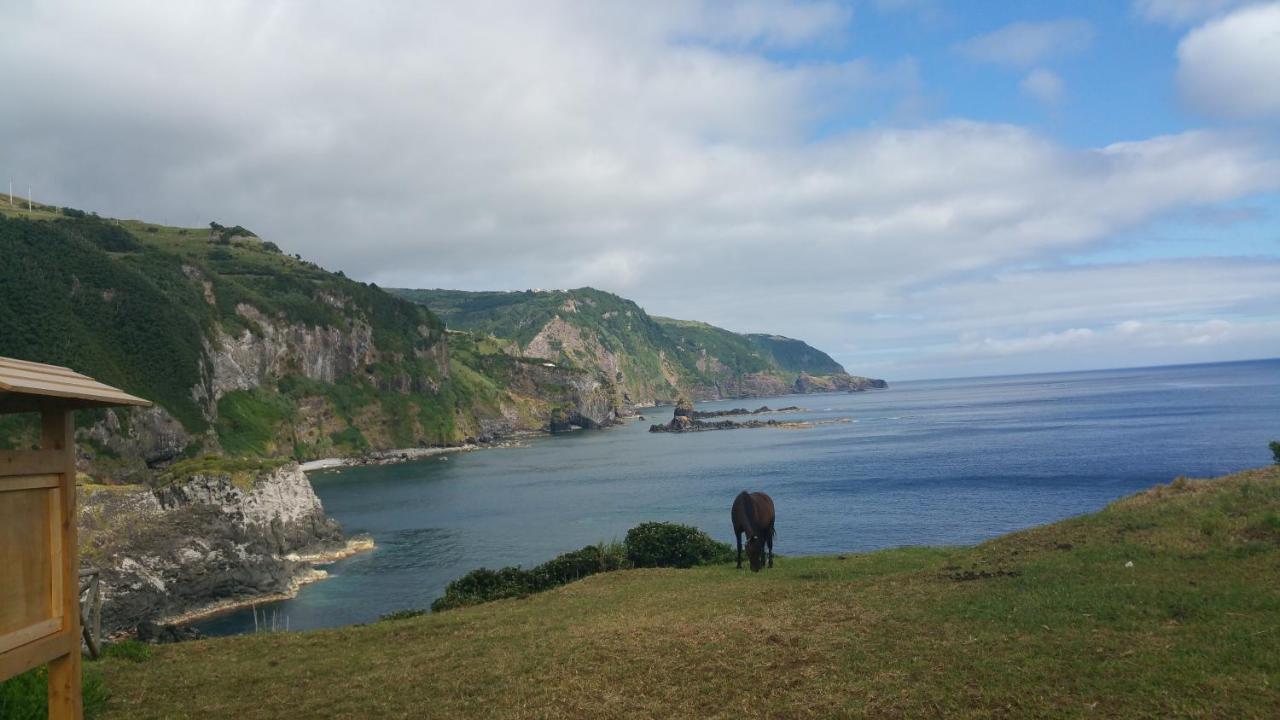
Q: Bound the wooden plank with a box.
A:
[0,473,60,491]
[49,487,64,620]
[0,357,82,378]
[44,409,82,720]
[0,374,147,405]
[0,368,139,398]
[0,450,62,478]
[0,618,61,655]
[0,488,54,637]
[0,631,68,682]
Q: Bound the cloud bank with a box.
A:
[1,1,1277,379]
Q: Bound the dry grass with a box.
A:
[97,467,1280,719]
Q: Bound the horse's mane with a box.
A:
[738,490,754,520]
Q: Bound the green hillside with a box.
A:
[93,466,1280,718]
[0,204,608,479]
[746,333,846,375]
[392,287,875,403]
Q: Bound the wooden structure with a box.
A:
[0,356,149,719]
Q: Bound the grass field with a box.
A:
[95,466,1280,718]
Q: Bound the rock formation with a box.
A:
[79,463,347,634]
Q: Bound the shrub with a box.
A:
[379,609,428,622]
[432,542,627,612]
[1271,441,1280,465]
[624,522,733,568]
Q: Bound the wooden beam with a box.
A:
[0,631,68,682]
[0,450,62,478]
[0,618,61,656]
[43,409,82,720]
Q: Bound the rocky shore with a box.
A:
[649,397,850,433]
[79,462,368,636]
[688,405,802,419]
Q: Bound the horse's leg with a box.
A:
[735,530,743,569]
[767,529,774,568]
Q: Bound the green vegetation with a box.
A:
[1271,440,1279,464]
[0,665,110,720]
[392,287,861,404]
[623,521,734,568]
[0,213,212,429]
[94,466,1280,718]
[431,524,735,613]
[155,456,292,489]
[0,203,550,476]
[215,389,294,457]
[431,541,629,611]
[745,333,845,375]
[100,640,152,664]
[378,609,428,622]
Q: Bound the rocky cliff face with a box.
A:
[79,463,345,634]
[793,373,888,393]
[208,303,379,399]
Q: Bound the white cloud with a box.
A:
[0,1,1277,379]
[1133,0,1250,25]
[1020,68,1065,106]
[955,19,1094,68]
[1176,3,1280,119]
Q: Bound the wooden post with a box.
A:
[42,409,82,720]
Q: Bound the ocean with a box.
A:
[193,358,1280,636]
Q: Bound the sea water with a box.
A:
[193,358,1280,635]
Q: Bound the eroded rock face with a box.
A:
[209,303,377,399]
[79,464,343,634]
[78,405,194,483]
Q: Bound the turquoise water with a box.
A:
[194,359,1280,635]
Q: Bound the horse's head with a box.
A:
[746,535,764,572]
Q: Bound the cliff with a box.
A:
[0,207,620,483]
[391,288,886,407]
[78,462,346,634]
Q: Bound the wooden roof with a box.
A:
[0,356,151,414]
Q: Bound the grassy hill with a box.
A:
[392,287,876,403]
[92,466,1280,718]
[0,203,613,479]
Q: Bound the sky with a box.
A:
[2,0,1279,380]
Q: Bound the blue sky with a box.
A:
[3,0,1278,379]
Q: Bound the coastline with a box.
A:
[159,536,376,628]
[299,445,479,472]
[296,388,876,474]
[298,433,546,473]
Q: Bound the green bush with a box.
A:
[1271,441,1280,465]
[0,666,109,719]
[624,522,734,568]
[379,609,428,622]
[432,527,732,612]
[432,542,627,612]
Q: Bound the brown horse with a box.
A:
[732,491,775,572]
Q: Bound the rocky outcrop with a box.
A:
[208,303,380,400]
[78,405,195,483]
[79,463,347,635]
[689,405,801,419]
[793,373,887,394]
[673,397,694,418]
[487,358,624,434]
